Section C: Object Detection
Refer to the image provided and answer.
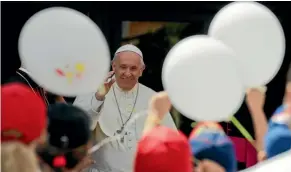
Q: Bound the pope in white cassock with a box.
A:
[73,44,176,172]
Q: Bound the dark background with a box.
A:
[2,2,291,168]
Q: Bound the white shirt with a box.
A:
[73,82,176,172]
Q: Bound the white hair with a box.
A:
[112,53,145,68]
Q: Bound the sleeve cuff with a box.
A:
[91,94,105,112]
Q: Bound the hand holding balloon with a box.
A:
[246,87,267,113]
[143,91,172,135]
[284,83,291,104]
[246,87,268,153]
[148,91,172,120]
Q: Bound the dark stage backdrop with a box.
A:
[2,3,291,169]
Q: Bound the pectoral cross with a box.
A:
[116,128,128,143]
[116,128,124,143]
[121,137,124,143]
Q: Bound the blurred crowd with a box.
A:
[1,44,291,172]
[2,2,291,172]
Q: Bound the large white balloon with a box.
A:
[208,2,285,87]
[19,7,110,97]
[241,150,291,172]
[162,35,245,121]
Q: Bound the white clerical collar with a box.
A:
[114,82,138,94]
[19,67,31,76]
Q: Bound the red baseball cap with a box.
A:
[1,83,47,144]
[134,126,193,172]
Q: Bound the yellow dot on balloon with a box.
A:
[66,72,73,84]
[66,72,73,78]
[75,63,85,72]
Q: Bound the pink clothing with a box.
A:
[229,136,258,167]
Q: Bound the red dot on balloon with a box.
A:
[56,69,65,76]
[76,73,82,78]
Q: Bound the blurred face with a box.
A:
[112,51,144,91]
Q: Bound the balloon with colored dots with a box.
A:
[18,7,110,97]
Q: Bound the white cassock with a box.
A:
[73,82,176,172]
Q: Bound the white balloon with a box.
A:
[162,35,245,121]
[241,150,291,172]
[209,2,285,87]
[18,7,110,97]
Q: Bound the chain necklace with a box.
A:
[16,71,49,106]
[113,84,139,142]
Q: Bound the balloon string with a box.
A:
[88,110,148,154]
[88,135,121,154]
[190,117,255,147]
[230,116,255,145]
[89,110,255,154]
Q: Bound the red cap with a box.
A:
[134,126,193,172]
[1,83,47,144]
